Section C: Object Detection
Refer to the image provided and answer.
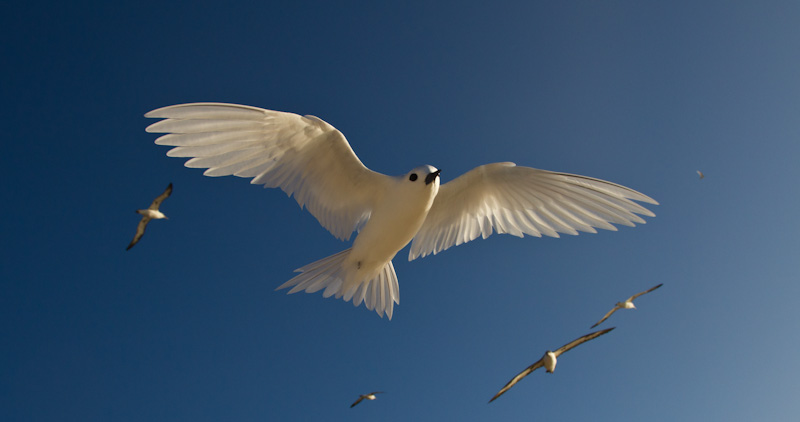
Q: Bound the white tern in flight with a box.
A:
[145,103,658,319]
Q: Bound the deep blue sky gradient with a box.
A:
[3,1,800,421]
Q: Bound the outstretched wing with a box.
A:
[127,217,150,250]
[554,327,615,357]
[591,307,620,329]
[488,358,545,403]
[409,163,658,260]
[628,283,664,301]
[149,183,173,210]
[146,103,389,241]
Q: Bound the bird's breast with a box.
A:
[350,188,434,265]
[543,352,557,373]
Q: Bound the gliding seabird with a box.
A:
[489,327,615,403]
[350,391,384,408]
[127,183,172,250]
[591,283,663,328]
[146,103,658,319]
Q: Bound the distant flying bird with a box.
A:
[489,327,615,403]
[350,391,384,408]
[697,170,704,179]
[591,283,663,328]
[146,103,657,319]
[127,183,173,250]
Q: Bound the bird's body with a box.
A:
[136,209,167,220]
[339,166,439,294]
[127,183,172,250]
[489,328,615,402]
[542,351,557,373]
[591,283,663,328]
[274,166,441,317]
[146,102,657,319]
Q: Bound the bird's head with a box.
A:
[404,165,440,184]
[402,165,441,192]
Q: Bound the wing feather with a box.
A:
[628,283,664,301]
[126,217,150,250]
[554,327,615,357]
[409,163,657,260]
[146,103,389,240]
[591,307,620,329]
[149,183,173,209]
[488,359,545,403]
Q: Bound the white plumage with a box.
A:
[146,103,658,319]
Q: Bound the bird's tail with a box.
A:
[275,248,400,319]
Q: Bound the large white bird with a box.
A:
[145,103,658,319]
[127,183,173,250]
[591,283,663,328]
[488,327,615,403]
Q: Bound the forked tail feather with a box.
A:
[276,248,400,319]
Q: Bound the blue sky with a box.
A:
[3,1,800,421]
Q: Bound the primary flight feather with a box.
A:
[146,103,658,319]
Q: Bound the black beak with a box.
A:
[425,169,441,185]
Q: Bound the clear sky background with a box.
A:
[2,1,799,421]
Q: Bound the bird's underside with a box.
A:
[146,102,658,319]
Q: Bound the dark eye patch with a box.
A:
[409,173,418,181]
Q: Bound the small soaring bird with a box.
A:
[127,183,173,250]
[591,283,663,328]
[489,328,615,403]
[350,391,384,408]
[146,103,657,319]
[697,170,704,179]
